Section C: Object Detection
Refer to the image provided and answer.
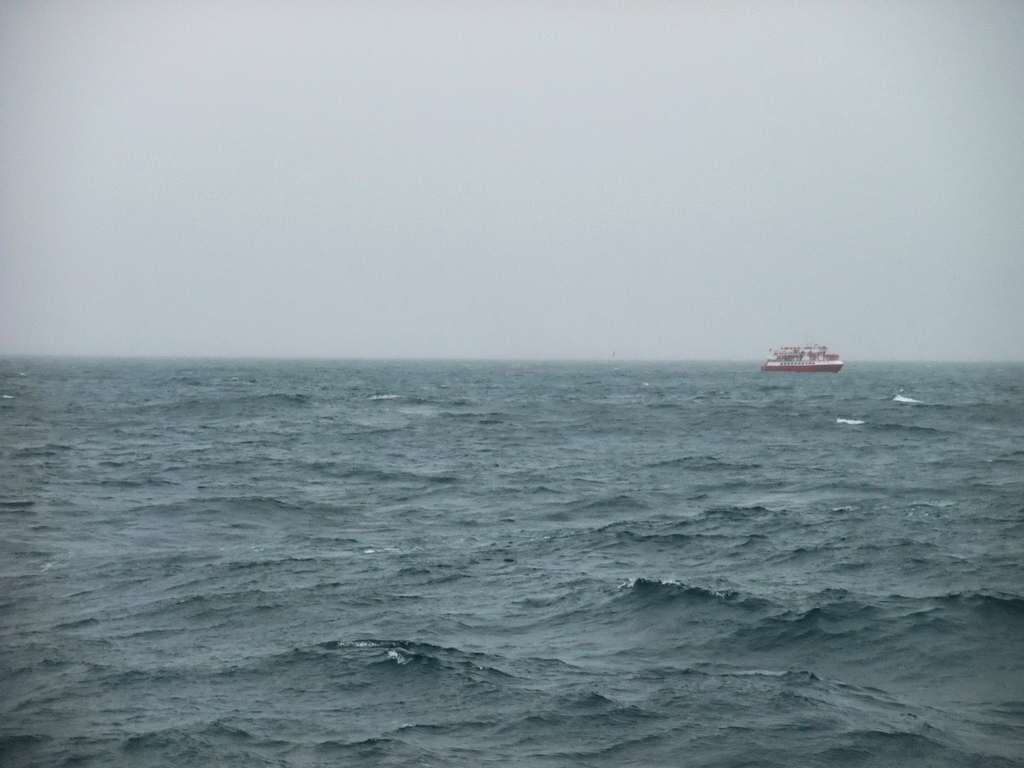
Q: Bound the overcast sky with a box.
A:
[2,1,1022,361]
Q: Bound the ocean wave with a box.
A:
[868,422,946,434]
[650,454,763,471]
[930,590,1024,615]
[311,736,445,765]
[121,721,289,766]
[743,602,884,649]
[136,391,313,417]
[581,519,773,556]
[9,443,74,458]
[137,495,306,518]
[598,526,694,548]
[304,639,517,687]
[0,735,54,768]
[310,464,463,485]
[721,588,1024,664]
[699,504,774,520]
[618,578,775,611]
[0,499,36,513]
[316,637,496,658]
[893,394,924,403]
[811,729,982,767]
[571,493,649,513]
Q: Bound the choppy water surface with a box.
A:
[2,359,1022,767]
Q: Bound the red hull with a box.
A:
[761,363,843,373]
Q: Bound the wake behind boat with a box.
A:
[762,344,843,372]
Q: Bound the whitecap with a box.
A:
[836,418,865,425]
[892,394,922,403]
[618,577,683,589]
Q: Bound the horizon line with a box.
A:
[2,353,1022,365]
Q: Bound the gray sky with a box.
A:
[2,1,1022,361]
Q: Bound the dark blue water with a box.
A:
[2,359,1022,767]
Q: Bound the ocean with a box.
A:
[1,358,1022,767]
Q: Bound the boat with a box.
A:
[761,344,843,372]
